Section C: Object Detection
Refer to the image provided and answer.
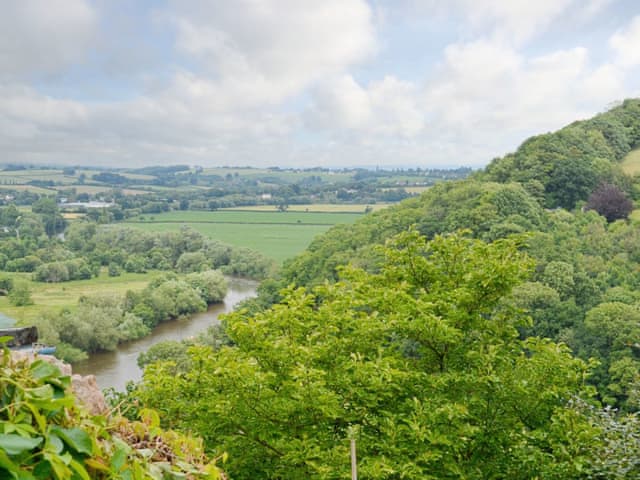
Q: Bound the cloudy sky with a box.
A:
[1,0,639,169]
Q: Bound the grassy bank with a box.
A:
[0,270,161,324]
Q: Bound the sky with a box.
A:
[0,0,639,169]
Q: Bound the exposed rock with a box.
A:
[10,350,107,414]
[71,373,107,414]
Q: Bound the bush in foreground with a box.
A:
[0,348,226,479]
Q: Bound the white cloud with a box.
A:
[160,0,376,107]
[0,0,637,169]
[610,16,640,68]
[306,74,424,138]
[459,0,576,43]
[0,0,97,79]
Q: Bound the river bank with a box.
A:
[73,277,257,391]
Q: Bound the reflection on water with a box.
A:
[73,277,258,391]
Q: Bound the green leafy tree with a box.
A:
[185,270,228,304]
[138,231,592,479]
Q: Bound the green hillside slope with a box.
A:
[484,98,640,209]
[622,146,640,175]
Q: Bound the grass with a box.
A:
[125,222,331,263]
[0,185,56,194]
[124,209,365,262]
[622,148,640,175]
[0,270,162,324]
[222,203,390,213]
[128,210,364,225]
[404,186,431,194]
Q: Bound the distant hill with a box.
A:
[483,98,640,209]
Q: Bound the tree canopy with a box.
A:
[138,231,595,479]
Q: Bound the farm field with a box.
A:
[222,203,390,213]
[128,210,364,225]
[0,184,55,194]
[54,185,150,195]
[0,270,161,324]
[125,210,366,262]
[126,222,330,263]
[195,167,353,183]
[622,147,640,175]
[404,186,430,194]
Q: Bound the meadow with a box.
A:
[222,203,389,213]
[0,270,161,323]
[125,210,366,262]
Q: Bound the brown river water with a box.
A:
[73,277,258,391]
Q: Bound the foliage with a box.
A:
[26,270,227,357]
[586,183,633,222]
[137,231,593,479]
[570,399,640,479]
[33,259,93,283]
[8,280,33,306]
[267,173,640,408]
[137,341,191,373]
[185,270,228,304]
[0,348,225,479]
[484,98,640,209]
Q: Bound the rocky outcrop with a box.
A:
[10,350,107,415]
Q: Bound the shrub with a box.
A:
[8,280,33,306]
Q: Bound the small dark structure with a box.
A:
[0,327,39,348]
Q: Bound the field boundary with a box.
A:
[126,220,343,226]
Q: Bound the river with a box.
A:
[73,277,258,391]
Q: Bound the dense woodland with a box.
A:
[3,99,640,478]
[133,99,640,478]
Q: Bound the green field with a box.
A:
[622,148,640,175]
[222,203,389,213]
[0,185,56,194]
[130,210,363,225]
[0,270,161,324]
[195,167,353,183]
[125,210,364,262]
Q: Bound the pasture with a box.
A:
[0,270,161,323]
[195,167,353,184]
[222,203,389,213]
[125,210,366,262]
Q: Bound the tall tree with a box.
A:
[138,231,592,479]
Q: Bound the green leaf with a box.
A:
[46,434,64,454]
[110,445,127,472]
[69,458,91,480]
[0,434,43,456]
[33,460,53,479]
[24,385,53,401]
[29,361,61,381]
[16,470,36,480]
[49,427,92,456]
[0,448,19,475]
